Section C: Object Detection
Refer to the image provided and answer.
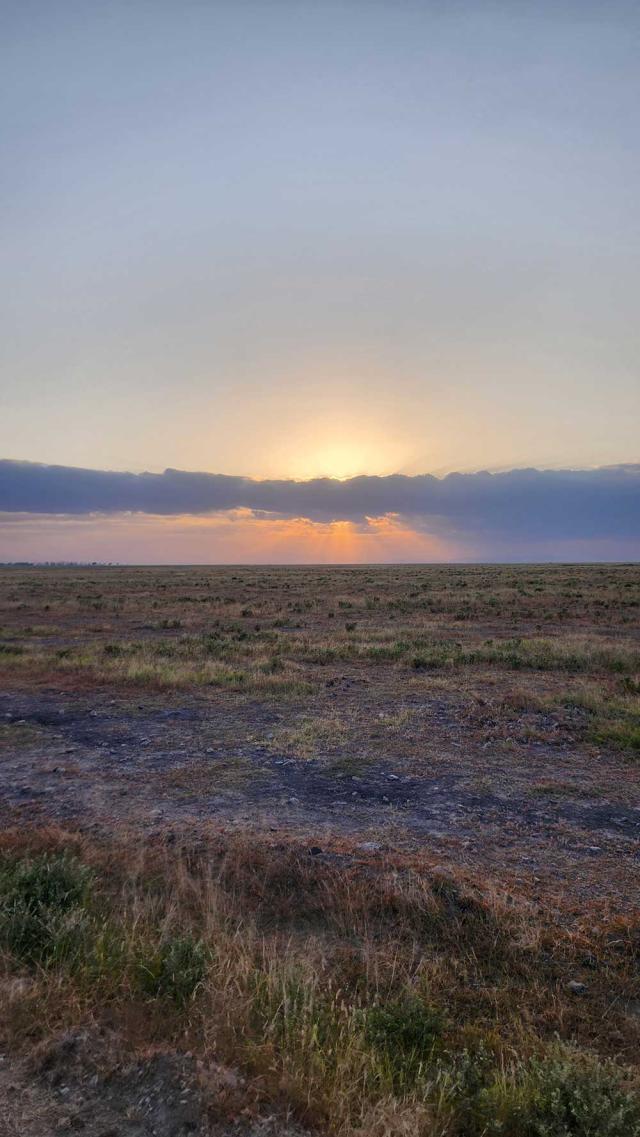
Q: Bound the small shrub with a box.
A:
[447,1044,493,1118]
[480,1051,640,1136]
[103,643,124,657]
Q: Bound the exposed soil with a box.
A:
[0,1025,307,1136]
[1,667,638,914]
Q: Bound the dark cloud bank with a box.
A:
[1,460,639,548]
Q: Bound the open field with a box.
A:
[1,564,640,1134]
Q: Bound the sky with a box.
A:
[1,1,639,562]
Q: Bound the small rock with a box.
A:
[567,980,587,996]
[308,846,323,856]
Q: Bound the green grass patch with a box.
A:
[135,934,210,1006]
[411,638,640,675]
[364,997,444,1089]
[592,720,640,753]
[0,852,94,967]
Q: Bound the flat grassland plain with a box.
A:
[1,564,640,1136]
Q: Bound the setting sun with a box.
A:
[278,425,408,482]
[294,443,369,481]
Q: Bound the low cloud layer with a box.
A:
[1,460,638,548]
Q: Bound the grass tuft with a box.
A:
[0,852,93,967]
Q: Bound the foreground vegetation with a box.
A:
[1,565,639,1131]
[2,828,640,1135]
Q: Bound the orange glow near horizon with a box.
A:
[0,510,461,564]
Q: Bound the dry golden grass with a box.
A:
[2,827,640,1134]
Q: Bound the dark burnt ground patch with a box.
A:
[0,676,639,912]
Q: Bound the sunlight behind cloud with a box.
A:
[274,424,409,482]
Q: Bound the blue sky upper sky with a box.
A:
[1,2,639,561]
